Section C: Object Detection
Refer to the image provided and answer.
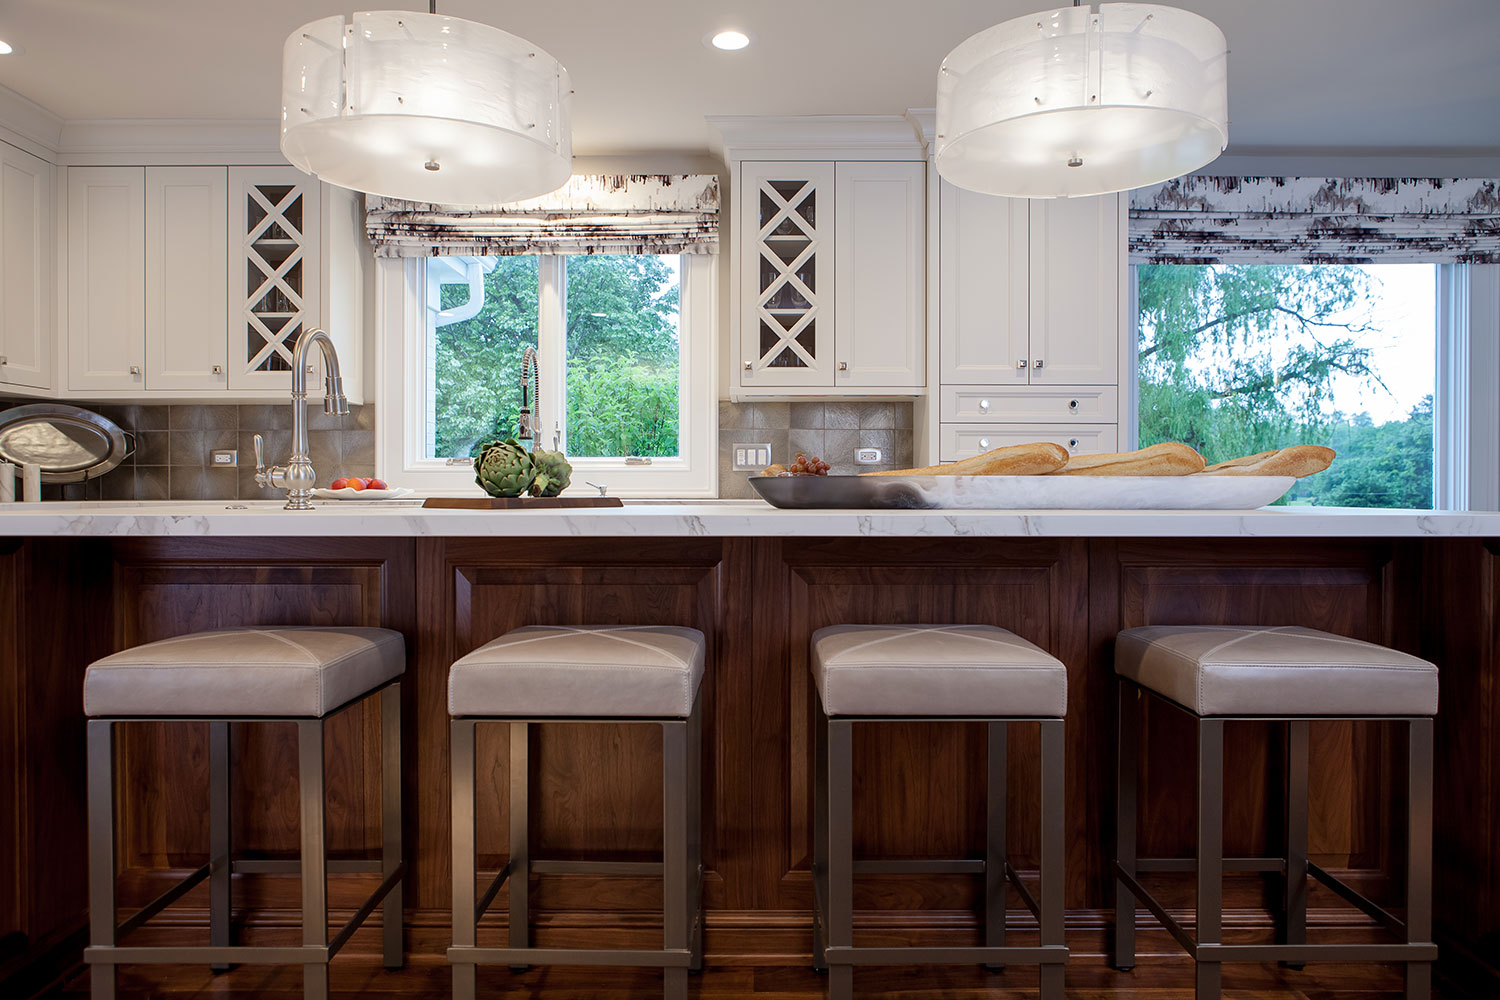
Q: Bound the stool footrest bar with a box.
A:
[1136,857,1286,874]
[114,861,212,939]
[326,863,406,960]
[529,860,664,876]
[448,946,692,968]
[87,945,328,966]
[824,944,1068,966]
[231,859,384,875]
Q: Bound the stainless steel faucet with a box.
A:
[518,344,539,445]
[252,328,349,510]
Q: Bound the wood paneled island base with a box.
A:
[2,534,1497,998]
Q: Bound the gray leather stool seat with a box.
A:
[448,625,707,1000]
[1115,625,1439,716]
[808,624,1069,1000]
[1112,625,1438,1000]
[84,627,407,1000]
[85,626,406,717]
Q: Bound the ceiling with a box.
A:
[0,0,1495,157]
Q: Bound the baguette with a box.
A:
[1201,445,1335,479]
[861,441,1069,477]
[1049,442,1206,477]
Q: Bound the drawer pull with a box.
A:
[1069,399,1079,410]
[979,438,990,449]
[1069,438,1080,449]
[979,399,990,410]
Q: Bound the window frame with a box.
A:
[377,252,719,497]
[1126,261,1500,511]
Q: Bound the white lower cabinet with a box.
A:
[941,423,1118,462]
[144,167,228,392]
[0,144,53,391]
[67,167,146,393]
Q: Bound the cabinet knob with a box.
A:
[1068,399,1079,410]
[129,365,142,376]
[978,399,990,410]
[306,364,316,374]
[838,361,848,371]
[979,438,990,449]
[0,356,8,366]
[1016,359,1027,370]
[743,361,753,371]
[1069,438,1080,449]
[1033,359,1044,369]
[212,365,224,375]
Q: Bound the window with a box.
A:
[381,252,717,496]
[1135,263,1441,508]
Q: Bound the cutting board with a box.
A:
[423,496,623,509]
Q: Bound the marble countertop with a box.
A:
[0,499,1496,537]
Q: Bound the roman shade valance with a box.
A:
[365,173,720,258]
[1130,176,1500,264]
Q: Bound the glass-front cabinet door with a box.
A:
[738,161,834,387]
[228,167,322,391]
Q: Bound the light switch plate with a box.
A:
[731,443,772,471]
[211,450,238,467]
[855,447,882,465]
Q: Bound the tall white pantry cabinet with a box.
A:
[0,143,52,391]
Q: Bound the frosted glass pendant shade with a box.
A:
[281,11,572,205]
[936,3,1227,199]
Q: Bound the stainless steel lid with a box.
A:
[0,403,134,483]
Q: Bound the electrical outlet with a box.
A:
[731,443,772,471]
[211,450,238,468]
[855,447,882,465]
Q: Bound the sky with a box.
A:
[1324,264,1436,424]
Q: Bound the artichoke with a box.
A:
[473,438,536,498]
[528,450,573,497]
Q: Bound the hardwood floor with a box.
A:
[48,953,1442,1000]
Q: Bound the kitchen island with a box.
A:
[2,502,1497,996]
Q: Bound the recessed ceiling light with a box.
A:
[0,41,14,56]
[708,29,751,51]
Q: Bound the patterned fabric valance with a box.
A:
[1130,176,1500,264]
[365,173,720,258]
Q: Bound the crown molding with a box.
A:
[0,83,65,159]
[55,118,286,165]
[904,108,936,149]
[707,115,924,162]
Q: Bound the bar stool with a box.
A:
[83,626,407,1000]
[448,625,705,1000]
[809,625,1069,1000]
[1112,625,1438,1000]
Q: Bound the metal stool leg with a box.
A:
[1282,720,1309,969]
[451,720,477,1000]
[827,717,854,1000]
[209,721,232,972]
[687,701,705,973]
[664,721,690,1000]
[1039,720,1066,1000]
[1405,719,1433,1000]
[87,720,117,1000]
[812,704,829,974]
[984,721,1007,972]
[1113,682,1139,971]
[1196,719,1224,1000]
[299,720,329,1000]
[381,683,404,969]
[508,721,530,971]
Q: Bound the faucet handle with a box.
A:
[253,433,267,486]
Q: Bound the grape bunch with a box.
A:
[788,452,830,476]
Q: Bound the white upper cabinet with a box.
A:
[228,167,323,392]
[67,167,146,393]
[0,144,52,390]
[1027,195,1121,385]
[144,167,228,392]
[738,161,835,388]
[939,181,1028,386]
[834,161,924,387]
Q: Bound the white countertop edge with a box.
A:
[0,501,1495,538]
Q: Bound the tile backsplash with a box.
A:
[0,398,375,501]
[718,400,914,499]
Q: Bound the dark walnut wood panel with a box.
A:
[3,534,1500,1000]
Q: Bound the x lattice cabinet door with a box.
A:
[228,167,322,392]
[737,161,835,388]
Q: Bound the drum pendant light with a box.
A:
[935,2,1228,199]
[280,3,572,206]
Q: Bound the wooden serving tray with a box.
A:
[423,496,623,510]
